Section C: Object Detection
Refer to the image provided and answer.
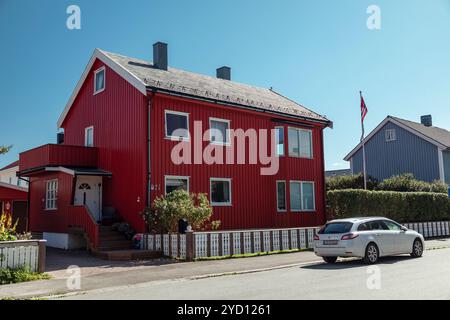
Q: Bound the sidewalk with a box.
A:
[1,238,449,299]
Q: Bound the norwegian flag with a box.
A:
[360,91,368,141]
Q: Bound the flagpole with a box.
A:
[360,91,368,190]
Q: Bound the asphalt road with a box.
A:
[58,247,450,300]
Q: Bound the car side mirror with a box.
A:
[401,226,408,232]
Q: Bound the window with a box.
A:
[368,220,388,231]
[319,222,353,234]
[85,126,94,147]
[94,67,105,94]
[210,178,231,206]
[165,176,189,194]
[288,128,313,158]
[165,111,189,140]
[289,181,315,212]
[276,181,286,212]
[302,182,315,211]
[275,127,284,156]
[209,118,230,145]
[383,220,401,231]
[45,180,58,210]
[385,129,396,142]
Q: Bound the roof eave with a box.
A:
[146,86,332,127]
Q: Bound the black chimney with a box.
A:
[216,66,231,80]
[153,42,168,71]
[421,115,432,127]
[57,132,64,144]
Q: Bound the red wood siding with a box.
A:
[28,172,74,233]
[0,186,27,201]
[150,93,326,230]
[62,59,148,232]
[19,144,98,172]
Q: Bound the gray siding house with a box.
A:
[344,115,450,184]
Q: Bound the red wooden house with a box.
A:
[18,42,332,250]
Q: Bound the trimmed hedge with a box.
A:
[327,189,450,223]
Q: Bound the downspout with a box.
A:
[18,176,30,232]
[320,127,328,224]
[147,91,155,208]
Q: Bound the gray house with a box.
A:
[344,115,450,184]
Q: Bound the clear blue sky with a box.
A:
[1,0,450,170]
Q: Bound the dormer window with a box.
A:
[385,129,396,142]
[94,67,105,94]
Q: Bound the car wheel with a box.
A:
[364,243,379,264]
[323,256,338,264]
[411,239,423,258]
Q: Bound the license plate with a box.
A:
[323,240,338,245]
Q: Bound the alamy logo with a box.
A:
[367,5,381,30]
[66,265,81,290]
[66,5,81,30]
[170,121,280,176]
[366,265,381,290]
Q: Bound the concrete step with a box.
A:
[95,250,163,261]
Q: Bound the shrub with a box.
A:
[0,266,50,285]
[142,189,220,233]
[327,189,450,222]
[326,173,378,191]
[378,173,448,193]
[0,212,18,241]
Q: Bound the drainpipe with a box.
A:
[18,176,30,232]
[147,91,155,208]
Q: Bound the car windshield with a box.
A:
[319,222,353,234]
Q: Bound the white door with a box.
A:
[74,176,102,222]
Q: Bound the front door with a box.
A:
[74,176,102,222]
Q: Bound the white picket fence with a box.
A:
[404,221,450,238]
[140,220,450,261]
[0,240,46,272]
[140,227,320,260]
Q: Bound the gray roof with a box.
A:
[100,50,330,124]
[390,116,450,148]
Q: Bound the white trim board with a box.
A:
[438,148,445,183]
[344,116,448,161]
[57,49,147,128]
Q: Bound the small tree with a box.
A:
[142,189,220,233]
[0,212,18,241]
[0,145,12,155]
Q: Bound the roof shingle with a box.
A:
[100,50,330,124]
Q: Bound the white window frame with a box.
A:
[210,178,232,206]
[288,127,313,159]
[275,126,285,157]
[276,180,287,212]
[164,175,190,194]
[385,129,396,142]
[84,126,94,147]
[164,110,190,141]
[45,179,58,210]
[209,117,231,146]
[93,66,106,95]
[289,180,316,212]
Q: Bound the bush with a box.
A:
[327,189,450,223]
[142,189,220,233]
[326,173,378,191]
[0,212,18,241]
[378,174,448,193]
[0,266,50,285]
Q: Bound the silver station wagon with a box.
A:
[314,217,425,264]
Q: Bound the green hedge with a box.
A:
[327,189,450,223]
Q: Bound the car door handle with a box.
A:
[375,233,380,236]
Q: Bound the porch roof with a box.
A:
[18,166,112,177]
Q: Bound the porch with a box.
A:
[17,144,133,256]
